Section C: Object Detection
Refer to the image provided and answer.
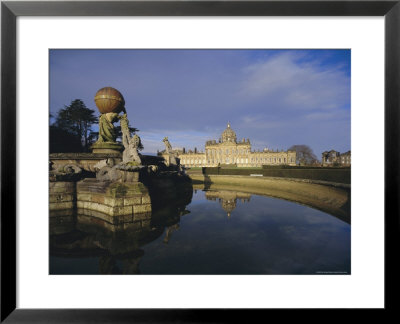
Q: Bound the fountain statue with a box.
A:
[49,86,192,218]
[162,136,177,166]
[92,87,126,154]
[120,113,142,165]
[97,112,120,143]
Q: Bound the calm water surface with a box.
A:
[50,189,350,275]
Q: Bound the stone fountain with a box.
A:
[49,87,192,218]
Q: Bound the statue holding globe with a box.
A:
[98,112,120,143]
[92,87,126,154]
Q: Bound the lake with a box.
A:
[50,188,350,275]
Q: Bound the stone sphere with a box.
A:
[94,87,125,114]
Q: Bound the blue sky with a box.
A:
[50,49,350,158]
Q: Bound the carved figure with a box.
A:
[120,114,142,164]
[96,164,141,182]
[163,136,177,165]
[62,164,82,174]
[94,158,116,171]
[97,112,120,143]
[163,137,172,154]
[49,163,82,182]
[96,166,120,182]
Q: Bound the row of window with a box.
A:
[206,148,249,156]
[251,157,294,163]
[181,159,206,165]
[181,157,295,165]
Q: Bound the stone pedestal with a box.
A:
[161,152,177,166]
[77,178,152,217]
[91,142,124,154]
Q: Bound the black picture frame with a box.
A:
[1,0,399,322]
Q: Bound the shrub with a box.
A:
[202,167,350,184]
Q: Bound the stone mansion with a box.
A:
[173,123,296,168]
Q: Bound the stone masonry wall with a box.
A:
[49,181,76,211]
[76,179,152,217]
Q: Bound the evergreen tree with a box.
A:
[55,99,98,151]
[49,125,83,153]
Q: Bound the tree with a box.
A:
[55,99,98,151]
[49,125,83,153]
[288,145,319,165]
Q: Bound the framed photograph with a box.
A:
[1,0,398,321]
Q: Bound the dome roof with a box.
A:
[221,199,236,218]
[221,122,237,143]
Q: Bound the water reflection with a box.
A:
[205,190,251,218]
[50,193,191,274]
[50,187,350,275]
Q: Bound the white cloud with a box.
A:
[239,52,350,112]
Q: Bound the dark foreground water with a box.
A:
[50,189,350,275]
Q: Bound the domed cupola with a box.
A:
[221,198,237,218]
[221,122,237,143]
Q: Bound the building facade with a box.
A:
[321,150,351,166]
[176,123,296,168]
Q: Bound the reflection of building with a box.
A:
[205,190,251,217]
[322,150,351,166]
[175,123,296,167]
